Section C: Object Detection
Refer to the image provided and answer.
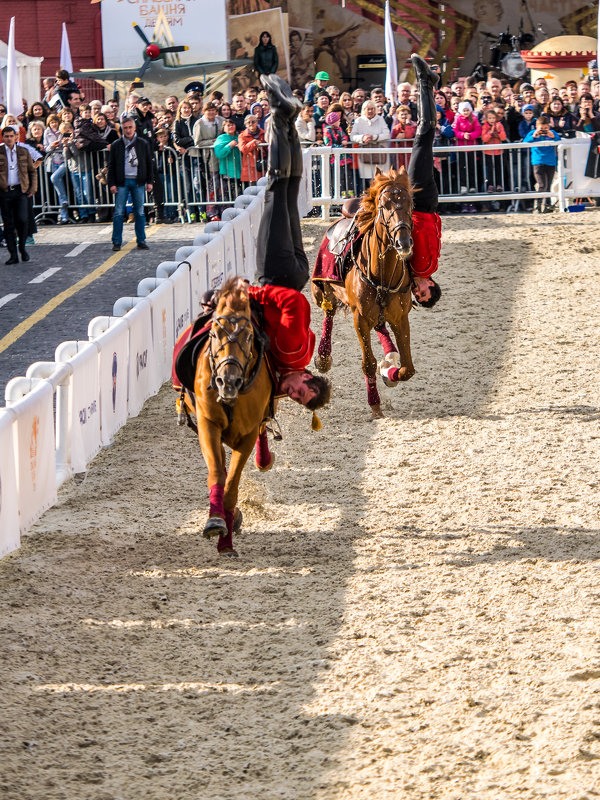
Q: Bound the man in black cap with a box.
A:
[185,81,205,97]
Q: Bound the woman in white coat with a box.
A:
[350,100,390,187]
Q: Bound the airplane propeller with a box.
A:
[131,22,189,82]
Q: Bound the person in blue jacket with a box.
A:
[518,104,537,139]
[522,115,561,213]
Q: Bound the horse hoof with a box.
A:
[219,548,239,558]
[314,353,332,373]
[370,405,384,419]
[255,451,274,471]
[233,507,243,535]
[203,516,227,539]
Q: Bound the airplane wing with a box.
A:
[72,59,251,83]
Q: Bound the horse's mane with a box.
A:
[355,168,413,236]
[216,277,250,314]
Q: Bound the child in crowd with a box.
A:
[522,115,560,213]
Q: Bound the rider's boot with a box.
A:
[410,53,439,137]
[260,74,301,186]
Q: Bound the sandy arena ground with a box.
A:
[1,213,600,800]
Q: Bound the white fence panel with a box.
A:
[0,409,19,557]
[204,235,226,291]
[6,379,57,534]
[88,316,129,447]
[171,264,192,344]
[187,246,209,319]
[55,341,102,474]
[113,298,158,419]
[143,279,175,385]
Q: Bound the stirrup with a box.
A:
[265,417,283,441]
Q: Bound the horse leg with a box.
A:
[220,429,259,556]
[353,310,383,418]
[255,422,275,471]
[314,290,336,372]
[387,313,416,383]
[374,322,400,381]
[197,420,228,539]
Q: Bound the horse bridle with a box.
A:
[208,313,253,390]
[356,186,413,299]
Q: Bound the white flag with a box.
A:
[384,0,398,104]
[6,17,22,117]
[60,22,73,74]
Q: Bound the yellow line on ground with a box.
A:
[0,227,160,355]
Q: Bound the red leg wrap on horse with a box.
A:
[225,509,235,535]
[217,531,234,552]
[255,431,272,469]
[375,324,398,356]
[318,315,334,356]
[383,366,401,383]
[209,484,225,518]
[365,375,381,407]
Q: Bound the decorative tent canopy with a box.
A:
[0,39,44,109]
[522,35,597,70]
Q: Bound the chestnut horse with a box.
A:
[190,278,273,556]
[312,167,415,418]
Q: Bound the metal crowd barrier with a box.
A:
[33,143,268,224]
[304,135,598,216]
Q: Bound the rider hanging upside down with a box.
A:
[249,74,331,462]
[313,54,443,385]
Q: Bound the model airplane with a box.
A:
[72,23,250,86]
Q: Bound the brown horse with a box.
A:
[312,167,415,418]
[190,278,273,556]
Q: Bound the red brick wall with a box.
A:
[0,0,103,78]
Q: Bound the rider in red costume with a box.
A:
[251,74,331,412]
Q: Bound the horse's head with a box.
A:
[357,166,414,259]
[209,278,254,405]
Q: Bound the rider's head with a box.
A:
[414,279,442,308]
[280,370,331,410]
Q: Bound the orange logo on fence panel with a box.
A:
[162,308,168,361]
[30,415,39,492]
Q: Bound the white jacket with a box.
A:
[350,114,391,179]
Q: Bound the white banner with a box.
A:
[147,280,175,385]
[122,299,158,418]
[100,0,228,69]
[8,380,57,534]
[171,264,192,344]
[187,247,209,319]
[89,317,129,448]
[55,341,102,475]
[0,409,19,557]
[384,0,398,105]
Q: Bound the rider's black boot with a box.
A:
[260,74,301,186]
[411,53,439,137]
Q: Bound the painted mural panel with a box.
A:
[312,0,413,90]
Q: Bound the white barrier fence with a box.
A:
[308,134,600,216]
[0,164,311,559]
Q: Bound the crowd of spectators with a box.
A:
[1,59,600,231]
[297,68,600,213]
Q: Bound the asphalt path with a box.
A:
[0,219,200,401]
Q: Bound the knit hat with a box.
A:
[315,71,329,81]
[250,102,263,116]
[458,101,473,113]
[325,111,341,125]
[522,104,535,111]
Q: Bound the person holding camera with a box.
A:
[522,115,560,213]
